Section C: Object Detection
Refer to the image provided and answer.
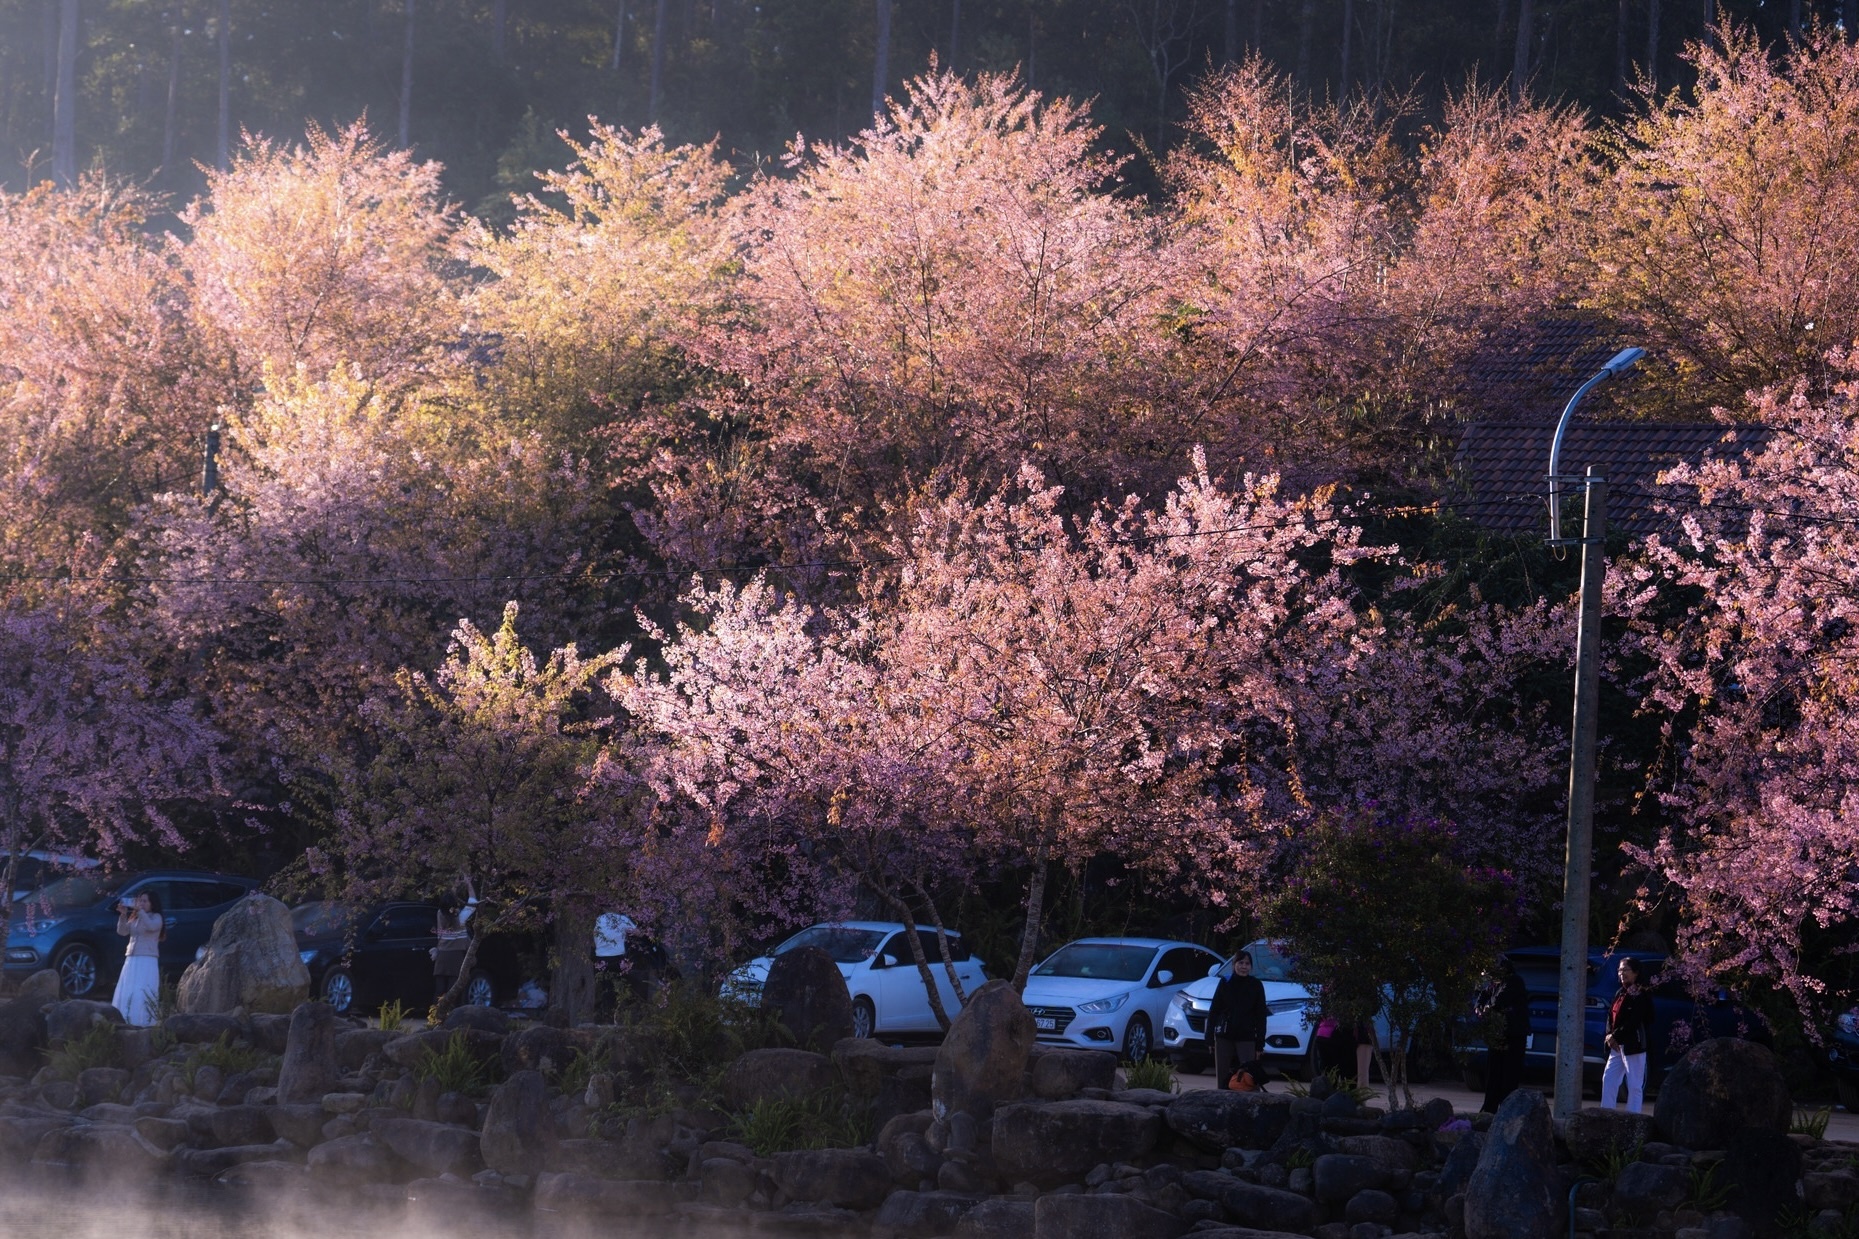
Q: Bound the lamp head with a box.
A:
[1601,347,1646,378]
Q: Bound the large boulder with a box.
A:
[719,1047,837,1109]
[1561,1107,1656,1166]
[955,1199,1036,1239]
[44,998,123,1045]
[1032,1192,1186,1239]
[873,1190,987,1238]
[1216,1181,1320,1233]
[770,1148,894,1209]
[305,1132,408,1184]
[1655,1038,1792,1149]
[275,1001,340,1104]
[481,1068,557,1176]
[761,947,856,1052]
[32,1123,167,1174]
[162,1012,248,1045]
[1464,1088,1564,1239]
[1028,1047,1118,1099]
[177,893,309,1015]
[1164,1090,1293,1151]
[14,969,62,1008]
[0,997,46,1077]
[1721,1126,1805,1235]
[992,1099,1163,1188]
[1312,1154,1388,1205]
[500,1023,588,1076]
[373,1114,483,1177]
[934,979,1035,1122]
[532,1173,684,1218]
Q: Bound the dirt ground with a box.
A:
[1171,1061,1859,1143]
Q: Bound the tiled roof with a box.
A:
[1458,316,1630,421]
[1452,420,1772,537]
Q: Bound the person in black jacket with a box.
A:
[1476,957,1532,1114]
[1209,950,1269,1089]
[1601,957,1656,1113]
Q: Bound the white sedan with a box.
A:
[721,921,989,1039]
[1021,937,1225,1063]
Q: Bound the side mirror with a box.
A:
[1207,963,1222,978]
[1154,970,1174,987]
[880,954,900,969]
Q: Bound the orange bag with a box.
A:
[1227,1069,1260,1092]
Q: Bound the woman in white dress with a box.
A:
[112,890,164,1026]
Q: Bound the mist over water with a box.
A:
[0,1166,680,1239]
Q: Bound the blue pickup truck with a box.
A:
[1457,946,1767,1093]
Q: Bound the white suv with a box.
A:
[721,921,989,1038]
[1161,939,1388,1079]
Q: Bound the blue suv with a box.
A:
[1457,946,1766,1092]
[5,869,258,999]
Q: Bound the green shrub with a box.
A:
[1283,1146,1316,1170]
[1122,1057,1179,1093]
[1790,1106,1831,1140]
[552,1047,606,1099]
[416,1031,496,1096]
[47,1021,122,1080]
[181,1032,269,1091]
[1689,1160,1731,1212]
[726,1087,872,1156]
[375,998,409,1031]
[1285,1068,1378,1105]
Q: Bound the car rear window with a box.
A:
[775,926,887,963]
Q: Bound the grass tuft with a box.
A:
[1122,1056,1179,1093]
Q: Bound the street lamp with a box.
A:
[1547,345,1644,1124]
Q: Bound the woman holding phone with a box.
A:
[112,889,165,1026]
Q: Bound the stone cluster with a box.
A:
[0,971,1846,1239]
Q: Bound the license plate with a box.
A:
[1035,1017,1056,1031]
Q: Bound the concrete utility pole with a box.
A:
[1546,346,1643,1123]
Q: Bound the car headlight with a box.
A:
[1266,998,1307,1016]
[299,949,318,965]
[1078,992,1130,1014]
[1171,992,1191,1013]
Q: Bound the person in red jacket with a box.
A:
[1601,957,1656,1113]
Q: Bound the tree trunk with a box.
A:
[1295,0,1315,88]
[161,10,182,180]
[50,0,75,187]
[871,0,891,120]
[550,896,597,1027]
[399,0,414,149]
[649,0,667,122]
[492,0,507,66]
[434,931,480,1021]
[1010,850,1049,992]
[611,0,626,72]
[1645,0,1660,93]
[1511,0,1532,102]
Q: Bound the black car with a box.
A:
[4,869,260,999]
[1826,1010,1859,1112]
[292,900,541,1016]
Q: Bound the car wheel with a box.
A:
[320,967,355,1015]
[1302,1042,1321,1083]
[852,997,876,1040]
[1123,1014,1153,1063]
[53,942,101,1000]
[463,970,495,1008]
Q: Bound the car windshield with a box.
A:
[1034,943,1157,982]
[774,926,887,964]
[292,901,357,937]
[32,875,116,910]
[1243,941,1299,982]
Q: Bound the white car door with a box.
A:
[876,931,938,1031]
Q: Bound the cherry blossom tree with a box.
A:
[0,586,225,947]
[1625,356,1859,1015]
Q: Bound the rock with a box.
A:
[835,1040,944,1096]
[247,1012,291,1054]
[873,1189,986,1238]
[1655,1038,1792,1149]
[1614,1161,1692,1217]
[1321,1090,1360,1118]
[761,945,856,1051]
[190,1103,276,1148]
[162,1012,248,1045]
[1805,1171,1859,1213]
[215,1160,308,1189]
[382,1027,504,1071]
[442,1004,512,1035]
[500,1023,586,1076]
[955,1198,1036,1239]
[1165,1090,1293,1151]
[44,999,123,1045]
[1720,1126,1804,1234]
[0,1114,69,1159]
[699,1157,758,1206]
[373,1114,483,1177]
[481,1069,557,1176]
[1434,1131,1485,1198]
[1218,1182,1321,1233]
[532,1172,684,1217]
[0,997,46,1077]
[720,1047,837,1109]
[258,1103,321,1148]
[134,1116,194,1151]
[32,1122,167,1173]
[992,1100,1162,1189]
[1463,1088,1563,1239]
[1344,1189,1398,1225]
[935,980,1035,1122]
[771,1148,894,1209]
[305,1132,407,1183]
[1314,1154,1388,1204]
[1562,1107,1656,1166]
[275,1001,341,1104]
[334,1027,399,1070]
[879,1111,939,1182]
[1032,1192,1186,1239]
[176,893,309,1015]
[1029,1048,1119,1099]
[553,1135,668,1181]
[73,1066,129,1107]
[15,970,62,1008]
[171,1140,298,1177]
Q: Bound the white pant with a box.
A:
[1601,1047,1647,1113]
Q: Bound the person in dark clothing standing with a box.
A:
[1477,956,1532,1113]
[1601,956,1656,1113]
[1209,950,1268,1089]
